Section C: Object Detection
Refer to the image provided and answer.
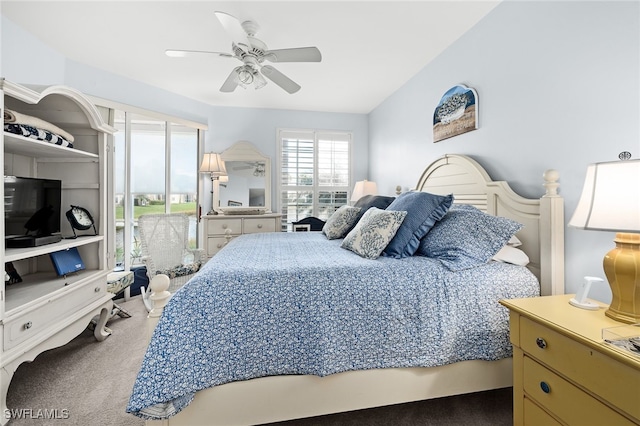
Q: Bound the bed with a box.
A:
[131,154,564,426]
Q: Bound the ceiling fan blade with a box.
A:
[214,11,251,49]
[220,68,240,92]
[166,49,234,58]
[261,65,301,94]
[265,47,322,63]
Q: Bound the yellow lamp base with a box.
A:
[603,232,640,324]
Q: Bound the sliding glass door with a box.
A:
[113,110,201,270]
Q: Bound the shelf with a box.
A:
[5,235,103,262]
[3,132,98,159]
[0,80,115,409]
[3,269,108,315]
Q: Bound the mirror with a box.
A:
[218,141,271,212]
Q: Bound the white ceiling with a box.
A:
[1,1,500,114]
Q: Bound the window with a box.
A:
[278,129,351,230]
[111,109,203,270]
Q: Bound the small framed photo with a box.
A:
[228,200,242,207]
[293,224,311,232]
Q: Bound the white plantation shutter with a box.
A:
[279,129,352,230]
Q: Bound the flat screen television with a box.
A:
[4,176,62,238]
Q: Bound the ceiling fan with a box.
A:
[166,11,322,94]
[233,161,266,176]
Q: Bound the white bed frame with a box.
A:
[144,154,564,426]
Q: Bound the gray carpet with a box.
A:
[7,297,148,426]
[6,296,512,425]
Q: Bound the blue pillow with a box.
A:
[416,204,524,271]
[353,194,396,210]
[383,191,453,258]
[345,195,396,234]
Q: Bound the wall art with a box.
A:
[433,84,478,142]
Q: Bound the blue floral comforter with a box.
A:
[127,232,538,419]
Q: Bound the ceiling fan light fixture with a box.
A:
[253,71,267,90]
[237,67,254,86]
[254,163,265,176]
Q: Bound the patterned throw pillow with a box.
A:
[341,207,407,259]
[416,204,523,271]
[156,262,202,279]
[383,191,454,258]
[322,205,362,239]
[345,195,396,235]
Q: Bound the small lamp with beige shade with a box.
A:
[568,152,640,323]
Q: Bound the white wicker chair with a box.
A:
[138,213,205,311]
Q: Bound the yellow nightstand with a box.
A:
[500,295,640,426]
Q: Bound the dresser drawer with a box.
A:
[207,218,242,236]
[243,218,276,234]
[523,356,635,425]
[520,317,640,421]
[4,280,107,350]
[523,397,562,426]
[206,236,234,256]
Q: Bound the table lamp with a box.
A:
[568,156,640,323]
[351,180,378,203]
[200,153,227,215]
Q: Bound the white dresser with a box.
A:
[202,213,282,258]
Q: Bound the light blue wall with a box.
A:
[368,1,640,300]
[0,16,369,212]
[3,1,639,301]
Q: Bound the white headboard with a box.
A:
[415,154,564,296]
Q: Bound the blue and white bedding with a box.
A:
[127,231,538,420]
[4,123,74,148]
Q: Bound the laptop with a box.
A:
[49,247,85,276]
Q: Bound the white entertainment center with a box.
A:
[0,79,116,424]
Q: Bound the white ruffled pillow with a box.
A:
[492,245,530,266]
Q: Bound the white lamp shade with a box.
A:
[569,159,640,232]
[199,153,227,177]
[351,180,378,202]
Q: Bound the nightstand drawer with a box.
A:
[523,397,562,426]
[207,218,242,236]
[520,317,640,421]
[523,356,635,425]
[243,218,276,233]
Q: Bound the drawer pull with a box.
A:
[217,243,223,248]
[222,224,228,229]
[95,287,101,293]
[257,224,263,229]
[536,337,547,349]
[24,321,33,330]
[540,381,551,394]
